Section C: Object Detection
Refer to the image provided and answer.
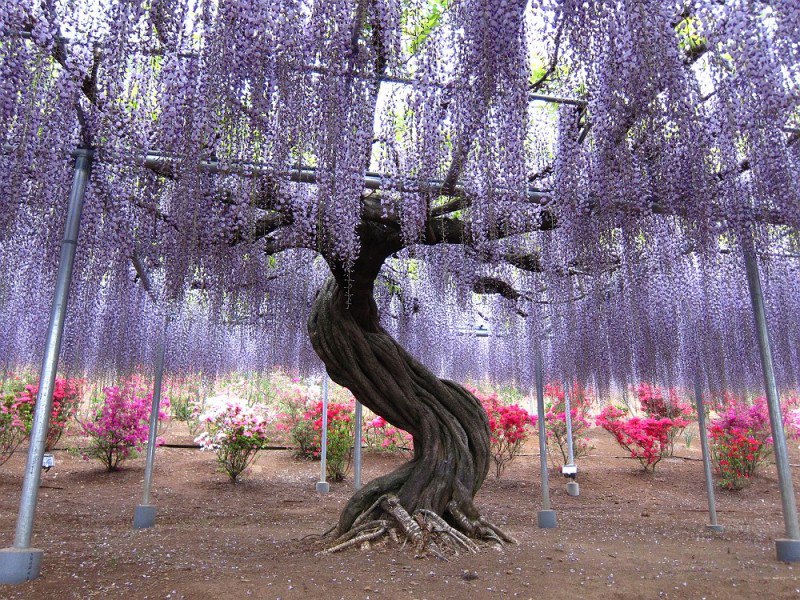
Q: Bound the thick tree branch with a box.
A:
[430,197,468,218]
[501,251,543,273]
[472,276,528,302]
[427,209,557,246]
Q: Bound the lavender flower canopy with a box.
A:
[0,1,798,395]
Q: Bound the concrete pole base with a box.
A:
[0,547,43,584]
[315,481,330,494]
[566,481,580,497]
[706,524,724,534]
[133,504,157,529]
[776,539,800,562]
[537,510,558,529]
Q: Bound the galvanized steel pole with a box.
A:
[354,401,363,490]
[0,148,92,584]
[563,380,580,496]
[316,374,330,493]
[564,383,575,466]
[693,377,723,533]
[743,238,800,561]
[134,314,170,529]
[535,344,557,528]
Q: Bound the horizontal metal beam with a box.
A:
[137,151,550,202]
[10,30,586,108]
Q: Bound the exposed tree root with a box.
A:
[319,494,515,558]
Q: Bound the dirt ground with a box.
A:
[1,425,800,599]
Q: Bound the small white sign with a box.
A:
[42,453,55,470]
[561,464,577,475]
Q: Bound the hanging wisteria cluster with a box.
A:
[0,1,798,395]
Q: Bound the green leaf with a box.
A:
[403,0,451,56]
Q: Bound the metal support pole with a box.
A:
[693,377,723,533]
[133,314,170,529]
[353,401,363,490]
[564,384,575,466]
[0,148,92,584]
[535,346,557,528]
[564,382,579,497]
[743,239,800,561]
[315,374,330,493]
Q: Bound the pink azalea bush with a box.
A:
[81,383,170,472]
[635,383,693,455]
[195,396,271,483]
[709,395,800,490]
[596,404,679,472]
[363,415,413,456]
[472,387,536,479]
[543,382,593,467]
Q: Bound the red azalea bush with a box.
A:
[304,400,355,481]
[275,377,413,477]
[543,382,594,468]
[472,387,536,479]
[635,383,692,455]
[596,404,679,472]
[708,396,800,490]
[16,377,82,451]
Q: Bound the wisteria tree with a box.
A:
[1,0,798,551]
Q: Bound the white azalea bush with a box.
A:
[194,396,272,483]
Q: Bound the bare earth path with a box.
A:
[1,426,799,599]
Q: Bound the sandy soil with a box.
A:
[1,424,799,599]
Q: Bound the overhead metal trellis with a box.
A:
[13,29,588,108]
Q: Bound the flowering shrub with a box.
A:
[472,388,536,479]
[274,381,319,458]
[786,404,800,440]
[16,377,82,451]
[363,415,413,456]
[596,404,679,472]
[635,383,692,456]
[80,384,169,471]
[195,396,271,483]
[272,375,358,480]
[707,396,800,490]
[305,400,355,481]
[543,382,593,467]
[0,375,33,466]
[165,374,205,430]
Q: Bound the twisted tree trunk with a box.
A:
[309,271,495,539]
